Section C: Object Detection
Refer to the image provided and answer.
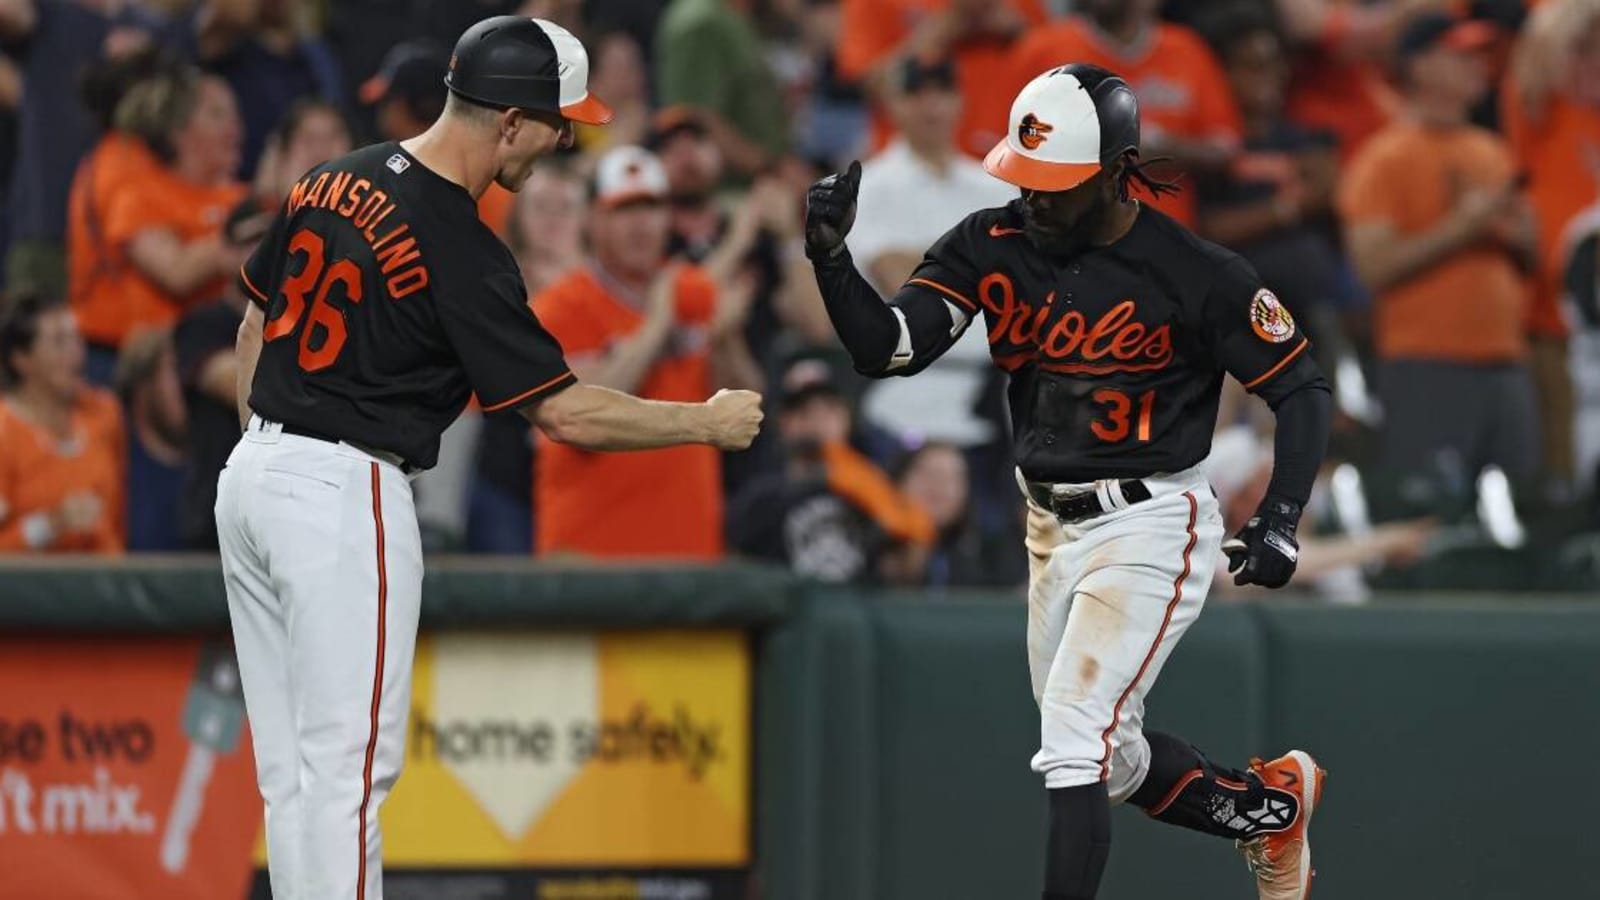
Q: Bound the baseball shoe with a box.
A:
[1237,750,1325,900]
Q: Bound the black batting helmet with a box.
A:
[444,16,612,125]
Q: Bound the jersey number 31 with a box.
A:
[1090,389,1155,443]
[263,229,362,372]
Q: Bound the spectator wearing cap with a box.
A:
[836,0,1046,162]
[727,356,935,584]
[1339,12,1541,494]
[846,56,1013,457]
[116,327,185,551]
[1502,0,1600,497]
[0,294,124,553]
[359,40,448,147]
[656,0,790,175]
[358,38,519,237]
[653,107,830,358]
[67,66,249,386]
[1009,0,1242,229]
[1194,6,1348,359]
[0,0,172,301]
[529,145,762,559]
[189,0,342,179]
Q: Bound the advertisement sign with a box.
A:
[2,630,750,900]
[0,637,261,900]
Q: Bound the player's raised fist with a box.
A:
[804,159,862,260]
[704,389,764,450]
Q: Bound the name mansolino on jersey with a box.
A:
[285,169,430,300]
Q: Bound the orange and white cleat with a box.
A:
[1237,750,1325,900]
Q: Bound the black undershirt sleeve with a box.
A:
[811,248,962,378]
[1260,376,1332,508]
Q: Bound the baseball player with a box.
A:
[215,17,762,900]
[804,64,1332,900]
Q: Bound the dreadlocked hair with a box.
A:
[1117,153,1182,202]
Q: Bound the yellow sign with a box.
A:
[252,629,749,868]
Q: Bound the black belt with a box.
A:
[273,420,415,474]
[1025,478,1153,523]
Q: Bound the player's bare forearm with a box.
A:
[524,382,761,452]
[234,305,264,430]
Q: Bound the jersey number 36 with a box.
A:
[263,228,363,372]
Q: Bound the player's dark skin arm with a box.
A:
[522,382,762,452]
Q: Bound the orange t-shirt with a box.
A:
[1287,52,1397,164]
[0,390,125,553]
[478,183,515,239]
[1338,121,1529,363]
[67,135,246,348]
[1009,18,1242,227]
[530,265,724,560]
[1501,88,1600,339]
[837,0,1048,161]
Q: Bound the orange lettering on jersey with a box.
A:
[375,236,421,274]
[370,223,407,251]
[322,172,353,212]
[288,176,312,214]
[388,266,429,299]
[352,191,388,228]
[361,204,396,241]
[978,271,1175,374]
[338,178,370,217]
[304,172,331,209]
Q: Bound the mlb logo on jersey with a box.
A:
[386,154,411,175]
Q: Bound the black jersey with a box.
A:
[238,142,574,470]
[908,200,1318,483]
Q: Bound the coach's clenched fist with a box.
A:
[704,389,764,450]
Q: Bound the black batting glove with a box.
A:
[1223,496,1302,588]
[804,160,862,261]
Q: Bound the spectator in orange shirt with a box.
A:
[67,66,248,386]
[836,0,1047,161]
[1502,0,1600,494]
[530,145,763,559]
[463,166,591,556]
[1339,13,1542,492]
[1009,0,1243,227]
[0,294,124,553]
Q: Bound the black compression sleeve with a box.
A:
[1263,377,1333,508]
[811,247,900,375]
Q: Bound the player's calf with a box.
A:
[1128,733,1323,900]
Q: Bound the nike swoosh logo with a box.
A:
[989,224,1024,237]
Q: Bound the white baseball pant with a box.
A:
[1021,463,1224,800]
[216,416,423,900]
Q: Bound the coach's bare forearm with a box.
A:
[526,382,714,451]
[235,304,264,430]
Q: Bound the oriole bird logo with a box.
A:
[1018,113,1053,150]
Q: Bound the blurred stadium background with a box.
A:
[1,0,1598,898]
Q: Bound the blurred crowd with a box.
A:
[3,0,1600,599]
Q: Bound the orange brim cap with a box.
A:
[562,93,613,126]
[983,141,1101,192]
